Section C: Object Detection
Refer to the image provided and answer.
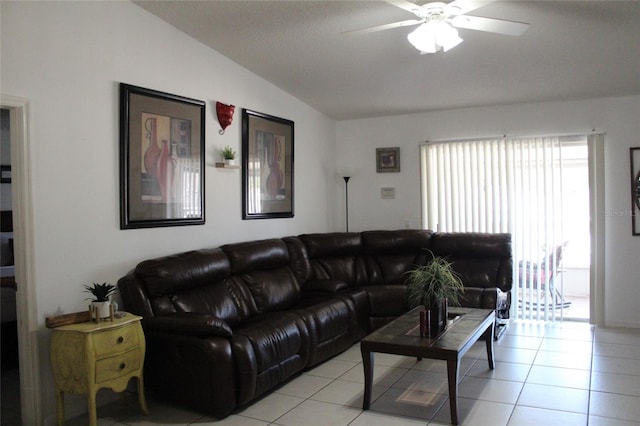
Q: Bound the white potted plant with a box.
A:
[222,145,237,166]
[84,282,117,319]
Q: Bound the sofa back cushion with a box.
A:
[221,239,300,314]
[430,232,512,292]
[361,230,433,285]
[133,249,253,325]
[298,233,368,287]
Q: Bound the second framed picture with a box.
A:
[376,147,400,173]
[241,109,294,219]
[631,147,640,235]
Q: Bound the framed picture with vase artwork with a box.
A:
[119,83,205,229]
[241,109,294,220]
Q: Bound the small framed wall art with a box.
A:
[631,147,640,235]
[376,147,400,173]
[241,109,294,220]
[119,83,205,229]
[0,165,11,184]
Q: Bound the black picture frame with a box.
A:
[376,147,400,173]
[119,83,205,229]
[241,109,294,220]
[631,147,640,235]
[0,165,11,184]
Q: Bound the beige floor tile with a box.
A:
[306,358,360,379]
[275,373,333,398]
[192,414,270,425]
[590,371,640,396]
[350,410,428,426]
[592,355,640,376]
[508,405,587,426]
[593,341,640,360]
[392,370,449,394]
[526,365,591,389]
[465,360,531,383]
[589,391,640,422]
[236,392,304,422]
[458,376,524,404]
[495,334,543,351]
[432,397,514,426]
[538,337,593,354]
[493,347,537,365]
[369,387,447,421]
[339,363,408,387]
[533,349,592,370]
[310,379,387,408]
[517,383,589,414]
[274,399,361,426]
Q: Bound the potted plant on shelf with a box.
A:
[84,282,117,319]
[405,251,465,337]
[221,145,237,166]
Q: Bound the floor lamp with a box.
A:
[343,176,350,232]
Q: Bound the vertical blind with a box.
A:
[421,136,580,321]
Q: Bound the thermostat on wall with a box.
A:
[381,187,395,199]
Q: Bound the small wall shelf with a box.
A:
[215,162,240,169]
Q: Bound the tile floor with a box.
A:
[60,321,640,425]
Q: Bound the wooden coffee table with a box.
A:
[361,307,495,425]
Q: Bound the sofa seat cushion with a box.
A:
[231,312,309,404]
[458,287,508,312]
[295,296,356,366]
[363,285,408,317]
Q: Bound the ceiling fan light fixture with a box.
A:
[407,19,462,54]
[407,21,437,53]
[436,21,463,52]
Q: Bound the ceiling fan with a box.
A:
[345,0,529,54]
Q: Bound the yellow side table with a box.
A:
[50,312,148,426]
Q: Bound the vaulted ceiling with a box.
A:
[135,0,640,120]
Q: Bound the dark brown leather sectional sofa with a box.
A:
[118,229,512,418]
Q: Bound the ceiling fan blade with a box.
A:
[384,0,429,18]
[445,0,495,16]
[342,19,423,36]
[450,15,529,36]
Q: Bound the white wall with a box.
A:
[1,1,336,423]
[337,95,640,329]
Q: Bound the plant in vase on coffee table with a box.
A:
[404,250,465,336]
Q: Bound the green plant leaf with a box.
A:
[83,282,117,302]
[404,250,464,309]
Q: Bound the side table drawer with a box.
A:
[92,325,140,357]
[95,348,142,383]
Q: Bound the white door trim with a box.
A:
[1,94,42,425]
[588,133,606,327]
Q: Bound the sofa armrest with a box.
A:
[303,279,349,294]
[144,312,233,338]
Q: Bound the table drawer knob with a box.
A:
[117,336,124,344]
[119,363,126,370]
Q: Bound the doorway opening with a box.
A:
[1,95,42,425]
[0,107,21,424]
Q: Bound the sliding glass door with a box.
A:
[420,135,591,321]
